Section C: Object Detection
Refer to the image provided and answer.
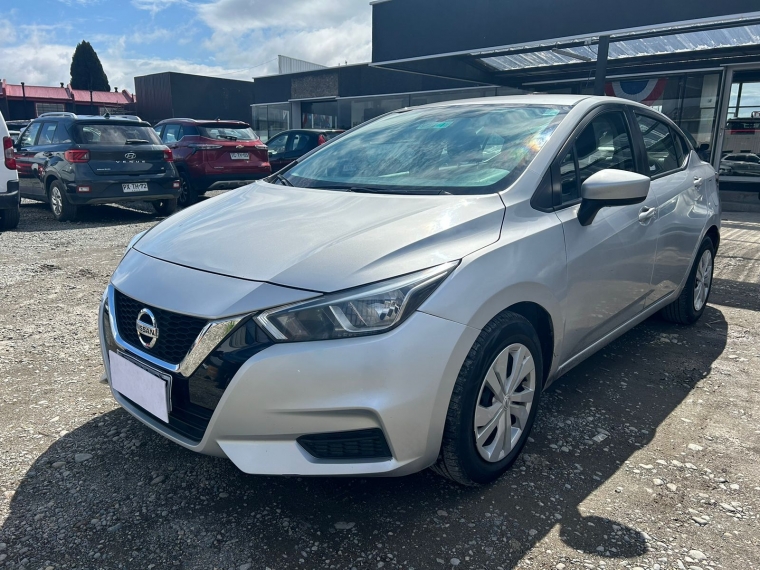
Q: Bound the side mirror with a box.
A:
[578,169,651,226]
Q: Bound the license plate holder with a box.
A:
[230,153,249,160]
[109,351,171,422]
[122,182,149,193]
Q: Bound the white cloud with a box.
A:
[131,0,187,16]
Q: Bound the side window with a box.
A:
[575,112,635,186]
[162,124,181,143]
[177,126,185,140]
[38,122,58,145]
[267,133,287,155]
[153,125,164,138]
[19,123,41,147]
[52,123,72,144]
[635,114,680,176]
[287,133,311,153]
[183,125,199,137]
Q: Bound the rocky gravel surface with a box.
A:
[0,200,758,570]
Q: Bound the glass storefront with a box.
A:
[301,101,338,129]
[251,103,290,142]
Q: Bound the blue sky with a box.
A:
[0,0,372,92]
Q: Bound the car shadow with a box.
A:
[0,307,728,569]
[14,200,161,231]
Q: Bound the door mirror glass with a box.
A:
[578,169,651,226]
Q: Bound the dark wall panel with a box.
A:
[170,74,255,123]
[135,73,174,124]
[372,0,760,62]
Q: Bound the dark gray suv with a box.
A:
[15,113,181,221]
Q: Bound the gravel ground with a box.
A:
[0,198,758,570]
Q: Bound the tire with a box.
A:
[660,236,715,325]
[177,173,198,208]
[0,193,20,231]
[48,180,78,222]
[432,311,544,486]
[152,198,177,217]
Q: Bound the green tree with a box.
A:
[69,41,110,92]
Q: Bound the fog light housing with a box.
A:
[77,185,91,193]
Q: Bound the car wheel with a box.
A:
[49,180,77,222]
[0,192,21,231]
[660,236,715,325]
[152,198,177,217]
[178,173,198,208]
[432,311,544,486]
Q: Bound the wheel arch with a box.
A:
[502,302,554,386]
[705,224,720,253]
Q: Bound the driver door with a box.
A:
[555,108,659,362]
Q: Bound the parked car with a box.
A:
[8,130,21,144]
[100,95,720,485]
[719,152,760,176]
[266,129,344,171]
[0,110,20,230]
[153,118,270,207]
[6,120,30,132]
[15,113,180,221]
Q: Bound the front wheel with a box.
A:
[49,180,77,222]
[432,311,544,486]
[152,198,177,217]
[660,236,715,325]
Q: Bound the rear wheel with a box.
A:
[152,198,177,217]
[660,236,715,325]
[177,173,198,208]
[49,180,77,222]
[0,194,20,231]
[432,311,543,486]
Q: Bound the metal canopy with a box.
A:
[480,23,760,72]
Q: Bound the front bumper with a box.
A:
[187,171,271,191]
[65,178,180,205]
[99,283,478,476]
[0,180,19,209]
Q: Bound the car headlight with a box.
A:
[123,230,147,257]
[256,261,458,342]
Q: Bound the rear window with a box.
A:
[74,123,162,145]
[198,124,257,141]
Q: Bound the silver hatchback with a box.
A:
[100,95,720,485]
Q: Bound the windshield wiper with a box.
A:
[269,173,293,186]
[125,139,150,145]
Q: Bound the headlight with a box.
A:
[256,261,458,342]
[123,230,147,257]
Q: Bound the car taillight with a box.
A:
[317,134,327,145]
[64,149,90,163]
[3,136,15,170]
[163,149,174,162]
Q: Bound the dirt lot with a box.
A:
[0,198,758,570]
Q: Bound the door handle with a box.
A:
[693,177,703,187]
[638,206,657,223]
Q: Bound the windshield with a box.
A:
[74,123,162,145]
[198,125,257,141]
[281,104,569,195]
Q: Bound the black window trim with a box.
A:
[631,108,692,181]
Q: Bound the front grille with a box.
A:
[113,289,207,365]
[298,429,392,460]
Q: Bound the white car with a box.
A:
[100,95,720,485]
[0,111,20,230]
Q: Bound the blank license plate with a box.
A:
[109,351,170,422]
[122,183,148,192]
[230,153,249,160]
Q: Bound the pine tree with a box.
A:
[69,41,110,92]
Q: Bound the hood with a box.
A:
[134,182,505,292]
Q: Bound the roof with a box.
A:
[0,79,134,104]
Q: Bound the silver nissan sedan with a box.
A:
[99,95,720,485]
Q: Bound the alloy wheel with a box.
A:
[51,187,63,217]
[179,177,189,206]
[693,249,713,311]
[473,343,536,463]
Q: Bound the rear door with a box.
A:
[15,122,43,197]
[75,122,170,177]
[633,111,712,305]
[555,107,659,362]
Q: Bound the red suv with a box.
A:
[153,119,270,207]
